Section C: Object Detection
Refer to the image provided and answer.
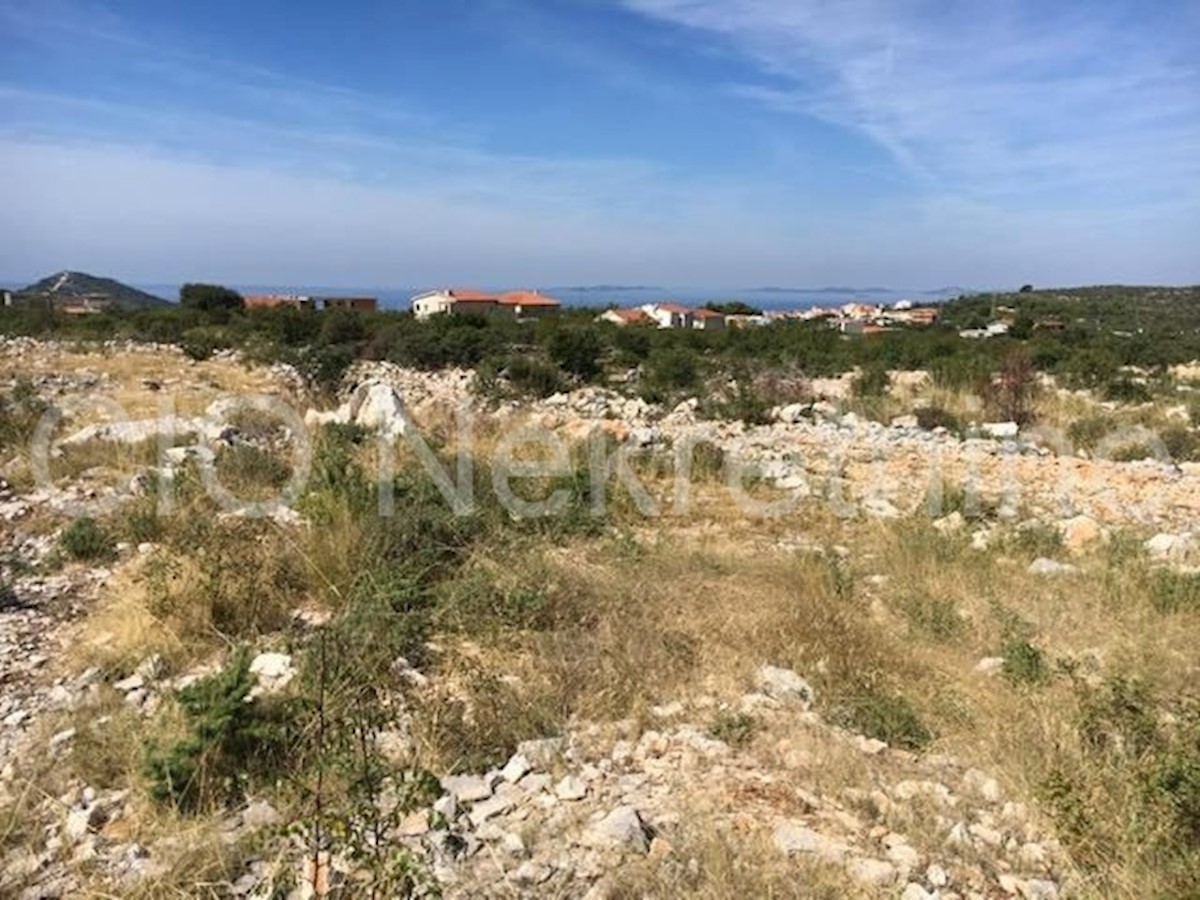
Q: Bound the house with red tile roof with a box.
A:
[691,308,727,330]
[598,307,652,326]
[411,288,499,319]
[411,288,561,320]
[244,294,316,311]
[497,291,561,319]
[320,296,378,312]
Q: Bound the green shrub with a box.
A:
[145,648,293,812]
[641,347,701,402]
[437,566,571,634]
[915,405,963,433]
[299,344,356,396]
[476,355,565,400]
[120,501,162,545]
[60,517,116,562]
[1006,523,1063,558]
[179,332,217,362]
[545,324,604,381]
[708,711,760,747]
[1047,676,1200,890]
[1103,377,1152,403]
[297,423,375,523]
[900,595,965,641]
[1162,425,1200,462]
[1151,570,1200,614]
[1108,441,1158,462]
[1002,638,1048,686]
[504,356,566,398]
[151,518,303,640]
[833,692,933,751]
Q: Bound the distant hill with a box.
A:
[16,271,169,309]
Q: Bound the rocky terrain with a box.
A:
[1,337,1199,898]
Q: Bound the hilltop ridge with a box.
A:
[15,271,169,309]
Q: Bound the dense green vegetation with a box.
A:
[2,285,1198,404]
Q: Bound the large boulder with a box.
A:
[248,652,297,698]
[585,806,651,853]
[1145,532,1198,561]
[981,421,1019,439]
[1058,515,1108,554]
[347,381,410,438]
[61,415,203,446]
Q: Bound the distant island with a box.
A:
[9,270,169,311]
[546,285,662,293]
[746,286,896,295]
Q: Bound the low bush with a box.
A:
[708,711,760,747]
[1005,523,1063,558]
[914,405,963,433]
[145,648,294,812]
[832,691,933,751]
[1151,570,1200,614]
[1161,425,1200,462]
[1103,377,1152,403]
[1001,638,1048,686]
[900,594,965,641]
[60,516,116,562]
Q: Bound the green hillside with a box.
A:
[16,271,169,309]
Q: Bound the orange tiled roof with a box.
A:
[610,308,650,322]
[693,308,725,319]
[499,291,561,307]
[655,302,692,315]
[448,289,499,302]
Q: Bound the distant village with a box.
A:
[2,275,969,336]
[407,288,943,334]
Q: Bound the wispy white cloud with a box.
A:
[0,0,1196,286]
[623,0,1200,207]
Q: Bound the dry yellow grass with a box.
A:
[608,827,871,899]
[0,345,297,426]
[18,392,1199,897]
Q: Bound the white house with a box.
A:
[641,302,694,329]
[411,289,499,319]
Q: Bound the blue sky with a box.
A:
[1,0,1197,289]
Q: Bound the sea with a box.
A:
[0,277,976,312]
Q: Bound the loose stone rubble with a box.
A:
[1,338,1198,896]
